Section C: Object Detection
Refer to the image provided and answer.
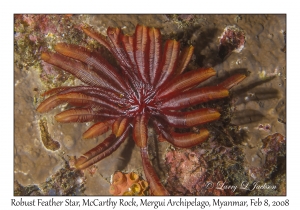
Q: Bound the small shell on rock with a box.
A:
[218,25,245,59]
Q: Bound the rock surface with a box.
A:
[14,14,286,195]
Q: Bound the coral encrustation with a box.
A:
[109,171,149,196]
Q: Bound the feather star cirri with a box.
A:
[37,24,246,195]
